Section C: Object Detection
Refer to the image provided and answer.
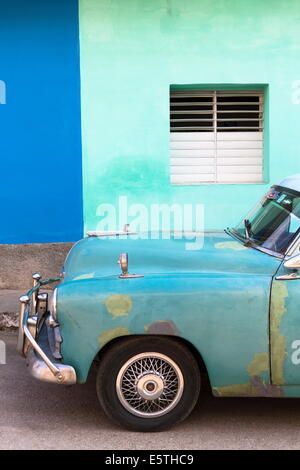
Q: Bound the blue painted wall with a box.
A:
[0,0,83,243]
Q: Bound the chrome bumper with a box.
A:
[26,347,76,385]
[17,275,76,385]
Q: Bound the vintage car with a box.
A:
[18,174,300,431]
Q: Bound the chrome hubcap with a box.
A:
[136,374,164,400]
[116,352,184,418]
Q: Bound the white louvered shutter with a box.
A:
[170,90,264,184]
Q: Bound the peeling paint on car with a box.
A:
[213,381,257,397]
[213,376,283,397]
[247,352,269,376]
[214,241,247,251]
[103,294,132,319]
[270,281,289,385]
[98,327,130,347]
[250,376,284,397]
[57,231,280,384]
[145,320,179,336]
[73,272,95,280]
[213,351,280,397]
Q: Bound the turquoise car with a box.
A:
[18,174,300,431]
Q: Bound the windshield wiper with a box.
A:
[244,219,252,239]
[226,227,252,244]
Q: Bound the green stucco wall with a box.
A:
[79,0,300,232]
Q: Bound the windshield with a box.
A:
[230,186,300,255]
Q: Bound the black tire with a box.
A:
[96,336,201,432]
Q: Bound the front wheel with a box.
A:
[96,336,201,431]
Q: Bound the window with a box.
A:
[231,187,300,255]
[170,90,264,184]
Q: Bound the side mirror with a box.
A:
[284,253,300,269]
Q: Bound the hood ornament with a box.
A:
[87,224,137,238]
[118,253,144,279]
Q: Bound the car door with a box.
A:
[270,260,300,386]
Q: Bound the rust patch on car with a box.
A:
[98,327,130,347]
[213,376,283,397]
[270,281,289,385]
[249,376,283,397]
[247,352,269,376]
[145,320,179,336]
[213,351,283,397]
[103,294,132,319]
[214,241,247,251]
[213,382,256,397]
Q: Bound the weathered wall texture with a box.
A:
[0,243,73,290]
[79,0,300,232]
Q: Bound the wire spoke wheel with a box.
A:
[97,337,201,431]
[116,352,184,418]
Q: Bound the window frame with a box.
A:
[170,89,265,185]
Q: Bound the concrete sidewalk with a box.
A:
[0,242,73,290]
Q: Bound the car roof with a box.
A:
[276,174,300,193]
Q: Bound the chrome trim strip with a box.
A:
[285,234,300,258]
[276,272,300,280]
[87,230,138,237]
[32,273,41,312]
[17,295,29,354]
[50,287,57,320]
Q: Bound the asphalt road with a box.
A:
[1,332,300,450]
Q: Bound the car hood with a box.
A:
[62,231,281,282]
